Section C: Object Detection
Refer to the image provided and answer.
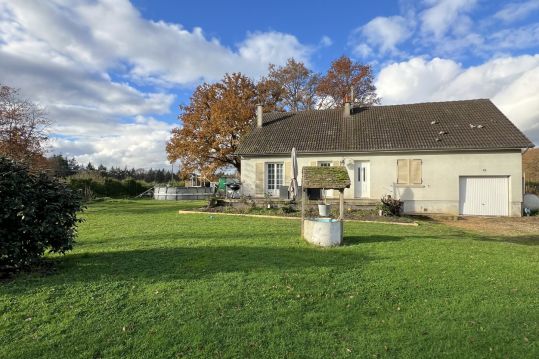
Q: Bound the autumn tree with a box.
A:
[316,55,380,108]
[166,73,257,178]
[256,75,284,113]
[0,85,49,169]
[258,58,319,112]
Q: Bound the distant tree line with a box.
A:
[46,154,179,183]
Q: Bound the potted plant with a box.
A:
[264,192,273,209]
[318,189,331,217]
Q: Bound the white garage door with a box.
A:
[459,176,509,216]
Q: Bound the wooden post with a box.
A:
[301,188,306,238]
[339,189,344,220]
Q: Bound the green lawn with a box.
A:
[1,200,537,358]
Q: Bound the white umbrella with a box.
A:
[289,147,299,200]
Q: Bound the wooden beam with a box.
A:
[339,189,344,220]
[301,188,306,238]
[301,189,306,235]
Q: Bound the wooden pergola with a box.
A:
[301,166,351,234]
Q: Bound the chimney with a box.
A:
[344,101,351,118]
[256,104,263,127]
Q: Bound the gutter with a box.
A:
[236,147,530,157]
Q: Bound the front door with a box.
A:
[266,162,283,197]
[354,161,370,198]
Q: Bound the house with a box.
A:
[235,99,535,217]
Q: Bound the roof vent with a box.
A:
[430,120,438,125]
[469,124,476,128]
[435,138,441,142]
[439,131,448,135]
[477,124,484,128]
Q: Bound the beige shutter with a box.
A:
[255,162,264,196]
[410,159,422,184]
[397,159,409,184]
[284,161,291,186]
[332,161,340,167]
[310,161,317,166]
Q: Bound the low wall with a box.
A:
[303,218,343,247]
[154,186,213,200]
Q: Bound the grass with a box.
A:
[1,199,538,358]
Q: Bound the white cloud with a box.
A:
[238,32,312,71]
[494,0,539,23]
[489,23,539,51]
[50,116,175,169]
[320,36,333,47]
[0,0,314,168]
[3,0,311,85]
[376,57,461,102]
[420,0,477,39]
[376,55,539,144]
[350,16,413,57]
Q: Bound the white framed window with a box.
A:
[318,161,331,167]
[266,162,283,196]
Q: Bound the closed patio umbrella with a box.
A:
[289,147,299,200]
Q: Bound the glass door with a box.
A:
[266,163,283,197]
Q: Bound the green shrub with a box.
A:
[377,195,402,216]
[280,203,297,214]
[0,157,84,273]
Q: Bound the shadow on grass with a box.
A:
[3,245,377,293]
[343,235,404,245]
[471,234,539,246]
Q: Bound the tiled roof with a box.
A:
[302,166,351,189]
[236,99,534,155]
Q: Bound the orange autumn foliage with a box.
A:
[166,73,258,179]
[316,55,379,108]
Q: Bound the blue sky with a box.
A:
[1,0,538,168]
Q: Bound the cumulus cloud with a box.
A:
[376,55,539,144]
[0,0,314,168]
[350,16,413,58]
[238,32,312,71]
[420,0,477,39]
[50,116,175,169]
[350,0,539,64]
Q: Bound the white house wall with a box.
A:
[240,150,523,217]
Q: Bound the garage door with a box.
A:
[459,176,509,216]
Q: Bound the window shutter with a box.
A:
[310,161,317,166]
[255,162,264,196]
[284,161,292,186]
[397,159,409,184]
[332,161,340,167]
[410,159,422,184]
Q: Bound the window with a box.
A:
[318,161,331,167]
[397,159,422,184]
[266,163,283,194]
